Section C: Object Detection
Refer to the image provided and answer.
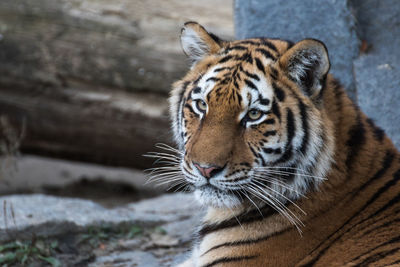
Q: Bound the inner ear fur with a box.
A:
[279,39,330,99]
[180,21,223,64]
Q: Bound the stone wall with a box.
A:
[235,0,400,147]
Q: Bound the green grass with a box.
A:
[78,223,152,246]
[78,223,168,247]
[0,224,168,266]
[0,239,60,267]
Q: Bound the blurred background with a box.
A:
[0,0,234,206]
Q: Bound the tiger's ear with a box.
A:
[180,22,222,64]
[279,39,330,99]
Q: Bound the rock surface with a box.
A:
[0,193,201,266]
[0,155,165,207]
[352,0,400,148]
[234,0,360,99]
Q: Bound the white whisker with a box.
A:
[246,184,304,233]
[239,186,263,217]
[155,177,185,187]
[155,143,184,155]
[252,174,307,198]
[254,167,326,181]
[252,180,306,215]
[247,183,304,231]
[246,185,300,230]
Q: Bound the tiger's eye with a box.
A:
[196,99,207,112]
[248,109,262,120]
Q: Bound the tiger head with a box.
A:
[169,22,335,209]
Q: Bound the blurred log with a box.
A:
[0,0,233,169]
[0,0,188,94]
[0,0,180,169]
[0,0,233,94]
[0,86,172,169]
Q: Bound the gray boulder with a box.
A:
[0,193,199,242]
[352,0,400,148]
[235,0,360,99]
[0,193,201,266]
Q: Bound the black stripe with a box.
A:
[299,167,400,266]
[240,40,260,45]
[177,81,190,117]
[177,82,190,135]
[332,80,343,110]
[209,32,222,44]
[271,99,281,121]
[263,118,275,125]
[263,130,277,137]
[193,86,201,94]
[286,40,294,49]
[206,77,219,83]
[263,147,281,154]
[234,68,242,81]
[255,58,265,74]
[256,48,275,60]
[361,217,400,237]
[219,77,230,85]
[219,55,234,63]
[260,39,278,52]
[184,103,197,116]
[231,79,238,90]
[194,74,203,84]
[225,45,248,52]
[387,258,400,266]
[214,67,232,72]
[357,247,400,266]
[350,235,400,263]
[258,152,266,166]
[248,143,259,158]
[242,70,260,81]
[240,162,251,167]
[245,79,258,91]
[274,108,295,164]
[201,228,289,256]
[237,53,253,64]
[197,205,276,238]
[365,191,400,223]
[366,118,385,142]
[272,82,285,101]
[259,98,270,105]
[269,66,278,80]
[201,255,258,267]
[345,112,366,170]
[237,92,243,105]
[348,150,395,202]
[298,101,309,155]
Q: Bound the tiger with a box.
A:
[162,21,400,266]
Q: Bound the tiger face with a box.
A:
[169,22,335,209]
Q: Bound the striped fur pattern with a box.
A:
[165,22,400,266]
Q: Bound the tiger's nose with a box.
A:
[193,163,224,179]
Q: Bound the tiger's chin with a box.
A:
[194,185,243,208]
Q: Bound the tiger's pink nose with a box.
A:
[194,163,224,178]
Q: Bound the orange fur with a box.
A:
[169,22,400,266]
